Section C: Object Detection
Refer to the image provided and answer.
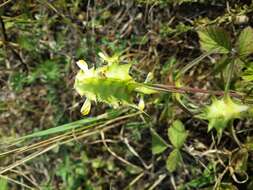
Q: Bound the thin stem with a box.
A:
[0,16,8,42]
[229,122,241,148]
[0,0,13,8]
[225,60,235,96]
[177,49,217,79]
[145,83,242,99]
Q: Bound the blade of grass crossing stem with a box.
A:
[177,49,217,79]
[17,109,128,140]
[225,60,235,96]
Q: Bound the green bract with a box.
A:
[74,53,156,115]
[198,96,249,135]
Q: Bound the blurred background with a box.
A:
[1,0,253,189]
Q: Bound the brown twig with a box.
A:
[0,0,13,8]
[148,84,243,99]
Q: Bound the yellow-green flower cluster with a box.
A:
[198,96,249,135]
[74,53,156,115]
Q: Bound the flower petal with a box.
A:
[81,99,91,115]
[138,97,145,111]
[76,60,88,72]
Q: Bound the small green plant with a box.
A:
[196,26,253,134]
[4,3,253,188]
[151,120,188,172]
[171,26,253,137]
[166,120,188,172]
[72,27,253,179]
[56,154,93,190]
[9,59,61,92]
[71,26,253,188]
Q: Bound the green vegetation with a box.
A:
[1,1,253,190]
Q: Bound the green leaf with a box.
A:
[212,55,231,74]
[198,27,231,54]
[37,60,61,82]
[0,178,8,190]
[236,27,253,58]
[168,120,188,149]
[166,149,182,172]
[18,34,37,52]
[150,128,169,155]
[187,175,214,189]
[242,64,253,82]
[18,109,124,140]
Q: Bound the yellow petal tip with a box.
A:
[81,99,91,115]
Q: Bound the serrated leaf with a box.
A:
[236,27,253,58]
[242,64,253,82]
[198,27,231,54]
[105,63,132,80]
[98,52,120,65]
[166,149,182,172]
[168,120,188,149]
[151,128,169,155]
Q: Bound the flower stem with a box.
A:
[224,60,235,96]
